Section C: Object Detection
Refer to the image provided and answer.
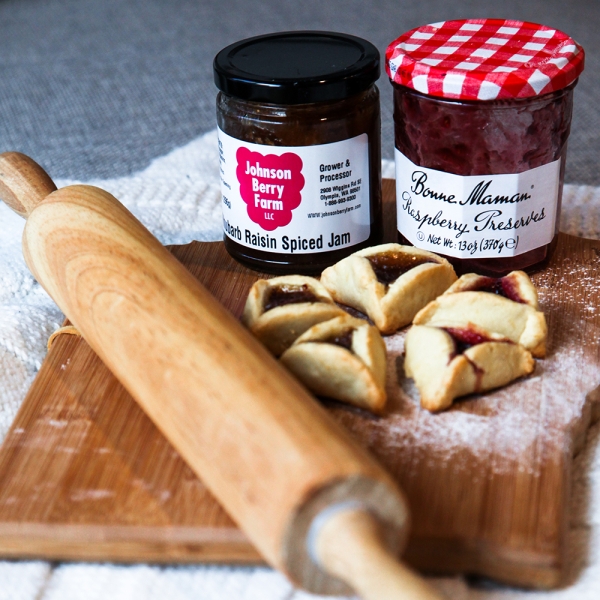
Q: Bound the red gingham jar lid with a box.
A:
[385,19,584,100]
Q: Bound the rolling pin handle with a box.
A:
[0,152,57,217]
[312,506,446,600]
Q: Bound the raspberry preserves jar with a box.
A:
[386,19,585,275]
[214,31,382,274]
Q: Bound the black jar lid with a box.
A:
[213,31,380,105]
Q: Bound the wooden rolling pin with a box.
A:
[0,152,444,600]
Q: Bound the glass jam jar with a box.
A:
[386,19,585,275]
[214,31,382,274]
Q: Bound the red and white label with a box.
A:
[219,129,371,254]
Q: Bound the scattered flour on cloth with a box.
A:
[1,129,600,599]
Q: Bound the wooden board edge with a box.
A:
[0,523,263,565]
[559,235,600,458]
[405,537,561,589]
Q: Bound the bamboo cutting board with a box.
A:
[0,180,599,588]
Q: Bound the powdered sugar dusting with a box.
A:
[360,328,596,478]
[330,237,600,484]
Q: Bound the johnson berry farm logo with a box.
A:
[236,147,304,231]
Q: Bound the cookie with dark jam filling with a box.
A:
[320,243,457,334]
[280,315,387,413]
[242,275,346,356]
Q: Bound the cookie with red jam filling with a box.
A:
[413,286,546,358]
[443,271,539,309]
[404,324,535,412]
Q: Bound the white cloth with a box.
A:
[1,130,599,599]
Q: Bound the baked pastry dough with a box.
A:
[413,290,547,358]
[242,275,346,356]
[320,243,457,334]
[280,315,387,413]
[404,324,535,412]
[443,270,539,309]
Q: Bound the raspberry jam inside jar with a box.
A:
[386,19,585,275]
[214,31,382,274]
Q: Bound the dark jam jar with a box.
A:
[386,19,585,276]
[214,31,382,274]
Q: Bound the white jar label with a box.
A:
[395,150,561,259]
[219,128,371,254]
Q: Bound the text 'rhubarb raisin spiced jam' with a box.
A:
[386,19,584,275]
[214,31,382,274]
